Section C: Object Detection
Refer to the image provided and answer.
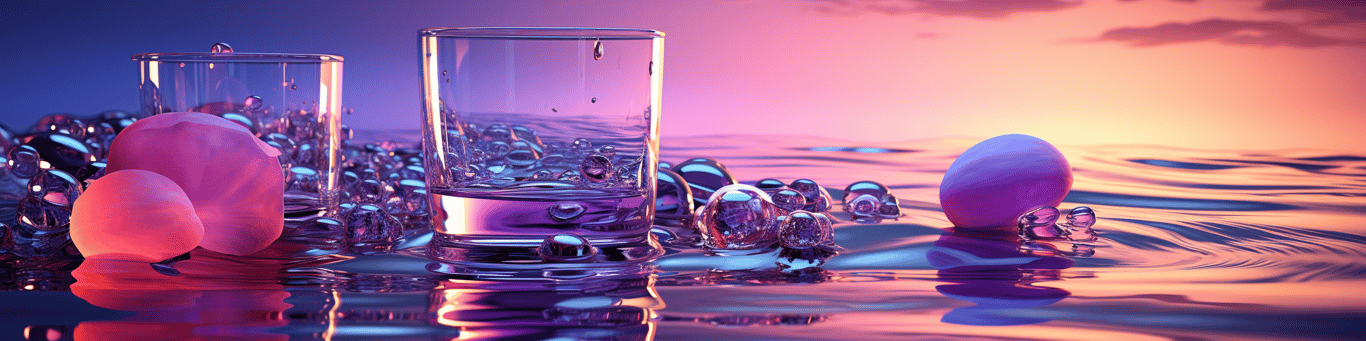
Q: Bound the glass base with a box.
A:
[425,232,663,281]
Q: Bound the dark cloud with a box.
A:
[1092,1,1366,48]
[814,0,1083,19]
[1096,19,1365,47]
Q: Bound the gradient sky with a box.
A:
[3,0,1364,151]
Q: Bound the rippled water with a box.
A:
[4,133,1365,340]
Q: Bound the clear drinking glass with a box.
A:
[420,27,663,266]
[133,45,343,215]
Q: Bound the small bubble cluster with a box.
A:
[437,122,646,192]
[1017,206,1100,243]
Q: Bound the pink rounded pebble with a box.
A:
[71,169,204,262]
[939,134,1072,229]
[106,112,284,256]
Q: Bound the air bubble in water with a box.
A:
[580,153,614,183]
[210,42,233,53]
[593,39,604,60]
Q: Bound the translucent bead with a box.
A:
[672,158,737,209]
[695,184,780,250]
[778,211,833,249]
[788,179,832,212]
[771,188,807,212]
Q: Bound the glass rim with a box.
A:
[420,27,663,39]
[132,52,343,63]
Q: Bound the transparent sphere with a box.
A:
[778,211,833,249]
[771,188,807,212]
[789,179,832,212]
[672,158,737,209]
[695,184,781,250]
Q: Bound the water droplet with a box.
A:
[441,69,447,76]
[8,145,42,179]
[878,194,901,219]
[28,169,82,207]
[842,180,889,204]
[1018,206,1064,240]
[695,184,781,250]
[290,84,298,90]
[570,138,593,157]
[593,39,604,60]
[591,97,597,103]
[771,189,807,212]
[551,108,558,112]
[243,95,263,111]
[1065,206,1098,242]
[672,158,738,209]
[649,61,653,75]
[210,42,233,53]
[597,145,616,158]
[345,204,400,247]
[788,179,832,213]
[754,178,787,193]
[778,211,833,249]
[548,202,587,222]
[538,233,596,261]
[844,194,881,218]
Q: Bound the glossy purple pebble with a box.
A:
[939,134,1072,229]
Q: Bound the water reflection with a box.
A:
[927,228,1073,326]
[432,274,663,340]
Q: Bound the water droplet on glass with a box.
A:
[779,211,833,249]
[548,202,588,222]
[441,69,447,76]
[695,184,781,250]
[551,108,558,112]
[243,95,263,110]
[593,39,604,60]
[538,233,596,261]
[771,189,807,212]
[290,84,298,90]
[210,42,233,53]
[591,97,597,103]
[789,179,832,213]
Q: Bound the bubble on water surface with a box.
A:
[844,193,881,218]
[25,132,95,175]
[696,184,781,250]
[1065,206,1098,243]
[771,189,807,212]
[843,180,889,204]
[1018,206,1064,240]
[789,179,832,213]
[672,158,737,209]
[778,211,832,249]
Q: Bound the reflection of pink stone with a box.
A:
[106,112,284,256]
[70,169,204,262]
[939,134,1072,229]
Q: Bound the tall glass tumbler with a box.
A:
[420,28,663,265]
[134,46,343,215]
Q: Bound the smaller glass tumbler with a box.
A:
[133,45,343,215]
[421,28,663,267]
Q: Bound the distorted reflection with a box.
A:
[433,273,664,340]
[927,228,1075,326]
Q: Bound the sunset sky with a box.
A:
[3,0,1364,151]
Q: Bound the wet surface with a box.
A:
[3,133,1366,340]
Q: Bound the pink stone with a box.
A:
[939,134,1072,229]
[70,169,204,262]
[106,112,284,256]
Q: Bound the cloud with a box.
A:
[1092,1,1366,48]
[813,0,1083,19]
[1096,19,1366,47]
